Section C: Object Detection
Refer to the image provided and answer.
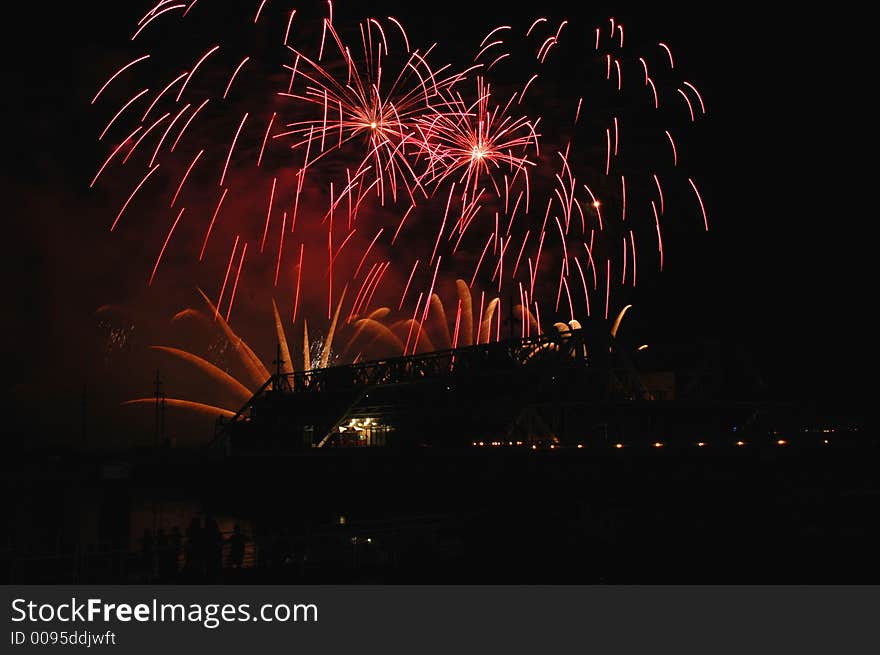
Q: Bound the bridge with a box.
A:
[208,319,780,455]
[209,323,671,453]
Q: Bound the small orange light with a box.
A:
[824,439,829,445]
[370,121,377,129]
[736,440,745,447]
[776,439,787,446]
[696,442,706,447]
[577,444,584,449]
[614,443,624,449]
[592,200,601,209]
[653,442,663,448]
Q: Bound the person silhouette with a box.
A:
[184,517,202,574]
[168,526,182,576]
[228,524,246,569]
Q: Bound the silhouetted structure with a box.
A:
[213,327,769,453]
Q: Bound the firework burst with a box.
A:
[91,3,711,364]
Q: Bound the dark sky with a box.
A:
[2,1,865,446]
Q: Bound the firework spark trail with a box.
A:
[170,98,209,151]
[92,54,151,104]
[122,112,170,164]
[215,236,239,321]
[604,259,611,320]
[149,206,185,286]
[398,258,420,310]
[176,45,220,102]
[219,112,248,187]
[292,243,304,323]
[665,130,677,166]
[653,173,665,214]
[200,187,228,261]
[142,74,186,123]
[416,77,539,201]
[647,77,659,108]
[414,256,441,354]
[170,148,204,207]
[342,307,392,353]
[132,4,186,40]
[276,17,471,202]
[260,177,277,253]
[350,262,381,319]
[100,88,150,140]
[428,293,453,349]
[91,126,143,188]
[124,398,236,419]
[110,163,159,231]
[92,7,711,360]
[652,201,664,270]
[363,261,391,311]
[573,256,591,316]
[226,242,248,322]
[689,178,709,230]
[223,57,251,99]
[677,88,696,122]
[404,292,424,354]
[151,345,253,403]
[275,211,289,286]
[629,229,637,287]
[455,279,474,347]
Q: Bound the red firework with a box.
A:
[90,1,711,355]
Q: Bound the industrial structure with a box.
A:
[211,323,769,454]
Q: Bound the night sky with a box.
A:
[2,1,865,447]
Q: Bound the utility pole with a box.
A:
[81,383,88,450]
[153,370,165,448]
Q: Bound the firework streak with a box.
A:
[92,2,710,354]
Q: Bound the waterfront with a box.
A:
[4,431,876,584]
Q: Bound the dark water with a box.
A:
[4,438,879,583]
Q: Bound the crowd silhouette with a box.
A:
[138,517,250,581]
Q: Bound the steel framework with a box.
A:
[211,325,652,452]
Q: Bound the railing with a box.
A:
[278,327,593,394]
[210,327,604,447]
[3,518,464,583]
